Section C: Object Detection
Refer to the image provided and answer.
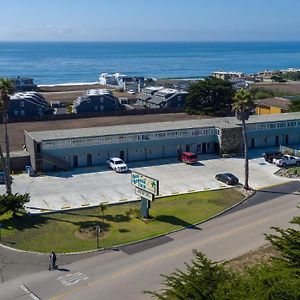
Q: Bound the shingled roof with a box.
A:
[255,97,291,110]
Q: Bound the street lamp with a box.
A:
[95,225,101,250]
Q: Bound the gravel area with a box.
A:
[254,81,300,95]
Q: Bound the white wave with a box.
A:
[38,81,100,88]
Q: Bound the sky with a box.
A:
[0,0,299,42]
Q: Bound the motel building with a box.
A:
[24,112,300,172]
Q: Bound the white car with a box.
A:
[107,157,128,173]
[273,154,300,167]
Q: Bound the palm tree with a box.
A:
[99,203,108,224]
[233,89,254,190]
[0,78,14,195]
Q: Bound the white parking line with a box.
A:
[6,152,291,214]
[20,285,41,300]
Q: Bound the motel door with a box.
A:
[196,144,202,154]
[202,143,207,154]
[285,135,289,145]
[87,154,92,166]
[120,151,125,161]
[73,155,78,168]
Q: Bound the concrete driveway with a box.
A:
[0,148,291,214]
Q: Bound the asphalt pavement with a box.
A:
[0,150,290,214]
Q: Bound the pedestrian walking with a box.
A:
[49,251,57,271]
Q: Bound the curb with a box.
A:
[0,188,255,256]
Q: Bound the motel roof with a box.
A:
[26,112,300,142]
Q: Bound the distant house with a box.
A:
[137,87,188,109]
[211,71,244,80]
[257,70,282,82]
[255,97,291,115]
[99,73,144,92]
[230,78,249,90]
[73,89,120,113]
[243,75,263,84]
[10,77,37,92]
[8,92,53,117]
[280,68,300,74]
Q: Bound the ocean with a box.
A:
[0,41,300,85]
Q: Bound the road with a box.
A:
[0,182,300,300]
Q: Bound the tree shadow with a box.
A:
[61,211,101,218]
[0,213,48,232]
[105,214,130,223]
[155,215,201,230]
[74,220,111,232]
[118,228,130,233]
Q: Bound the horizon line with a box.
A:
[1,40,300,43]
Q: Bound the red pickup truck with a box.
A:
[180,152,198,164]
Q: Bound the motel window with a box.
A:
[141,134,150,141]
[101,136,112,144]
[179,130,188,137]
[118,136,125,142]
[100,97,104,103]
[86,138,100,146]
[157,132,166,139]
[71,139,86,147]
[166,131,177,138]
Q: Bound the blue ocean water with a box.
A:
[0,42,300,85]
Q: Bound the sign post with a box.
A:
[131,171,159,219]
[95,225,101,249]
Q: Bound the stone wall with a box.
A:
[219,127,243,154]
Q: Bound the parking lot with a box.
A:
[1,149,292,214]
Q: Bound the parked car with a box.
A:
[215,173,239,185]
[107,157,128,173]
[273,154,300,167]
[263,151,283,163]
[180,152,198,164]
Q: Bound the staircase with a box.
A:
[42,153,71,171]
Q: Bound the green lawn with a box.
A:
[287,166,300,176]
[0,189,243,253]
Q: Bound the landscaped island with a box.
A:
[0,189,243,253]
